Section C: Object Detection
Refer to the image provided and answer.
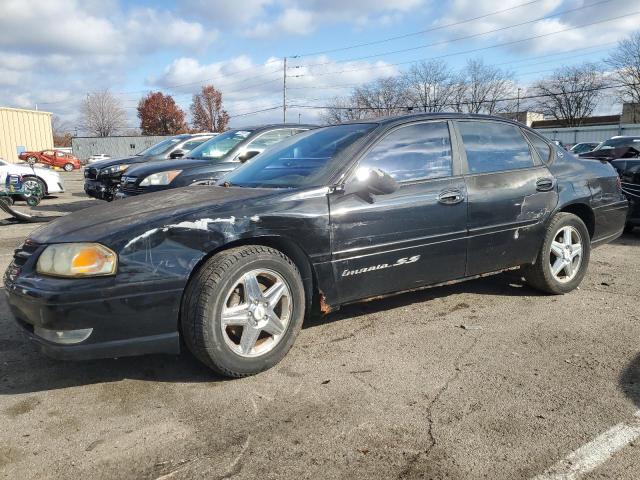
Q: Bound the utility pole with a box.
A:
[516,87,521,113]
[283,57,287,123]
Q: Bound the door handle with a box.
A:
[536,177,555,191]
[438,189,465,205]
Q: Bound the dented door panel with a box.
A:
[465,167,558,275]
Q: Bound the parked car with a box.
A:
[84,133,215,201]
[570,142,599,155]
[0,158,64,196]
[116,125,315,198]
[579,137,640,232]
[18,149,81,171]
[87,154,111,164]
[5,114,628,378]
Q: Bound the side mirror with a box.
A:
[170,149,185,159]
[238,150,260,163]
[343,167,398,200]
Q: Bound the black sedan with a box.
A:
[116,124,314,198]
[6,114,628,378]
[84,133,214,201]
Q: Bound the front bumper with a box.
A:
[5,261,183,361]
[84,179,117,200]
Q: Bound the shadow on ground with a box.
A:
[1,273,539,395]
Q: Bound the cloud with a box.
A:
[150,55,400,125]
[436,0,639,54]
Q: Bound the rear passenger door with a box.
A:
[455,120,558,276]
[330,121,468,303]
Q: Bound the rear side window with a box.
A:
[358,122,453,182]
[458,121,535,174]
[524,131,552,163]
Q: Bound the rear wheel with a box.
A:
[182,245,305,377]
[523,213,591,294]
[21,177,46,200]
[63,163,74,172]
[624,223,635,234]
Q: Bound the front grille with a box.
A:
[5,239,40,283]
[84,167,98,179]
[120,177,145,196]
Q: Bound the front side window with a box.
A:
[137,138,182,156]
[458,121,535,174]
[357,122,453,182]
[182,139,209,151]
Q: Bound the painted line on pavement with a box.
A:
[533,410,640,480]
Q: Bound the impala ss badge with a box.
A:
[342,255,421,277]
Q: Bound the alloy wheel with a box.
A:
[220,268,292,358]
[549,225,582,283]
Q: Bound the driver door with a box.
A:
[329,121,468,304]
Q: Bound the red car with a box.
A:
[18,149,81,171]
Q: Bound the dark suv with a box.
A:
[116,124,314,198]
[84,133,214,201]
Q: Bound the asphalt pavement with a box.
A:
[1,171,639,479]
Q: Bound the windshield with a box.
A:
[187,130,254,160]
[222,123,377,189]
[594,138,640,151]
[137,137,182,156]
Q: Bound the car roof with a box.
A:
[229,124,317,133]
[336,112,534,129]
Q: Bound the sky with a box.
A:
[1,0,639,130]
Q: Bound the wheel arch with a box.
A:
[179,235,319,332]
[558,202,595,239]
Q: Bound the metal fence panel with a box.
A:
[71,135,171,160]
[535,123,640,145]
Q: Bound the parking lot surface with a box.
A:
[1,171,639,479]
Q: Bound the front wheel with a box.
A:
[63,163,74,172]
[182,245,305,377]
[523,213,591,294]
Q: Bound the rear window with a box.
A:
[458,121,535,174]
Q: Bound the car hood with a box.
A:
[87,154,163,170]
[124,158,231,178]
[29,185,277,245]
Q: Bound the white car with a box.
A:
[0,159,64,195]
[87,154,111,164]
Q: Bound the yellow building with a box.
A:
[0,107,53,163]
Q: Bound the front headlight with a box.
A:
[139,170,182,187]
[100,164,129,176]
[37,243,117,277]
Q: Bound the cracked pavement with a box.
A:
[1,171,640,479]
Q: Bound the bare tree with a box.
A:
[352,76,410,118]
[321,96,369,125]
[453,59,515,114]
[532,63,608,127]
[607,31,640,110]
[404,60,456,112]
[80,89,128,137]
[52,115,73,147]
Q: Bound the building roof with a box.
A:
[0,106,52,116]
[531,115,621,129]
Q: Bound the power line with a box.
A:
[290,11,639,79]
[287,81,637,112]
[291,0,611,70]
[289,0,544,58]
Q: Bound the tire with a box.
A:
[63,163,74,172]
[522,212,591,294]
[21,177,46,199]
[624,223,635,234]
[182,245,306,378]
